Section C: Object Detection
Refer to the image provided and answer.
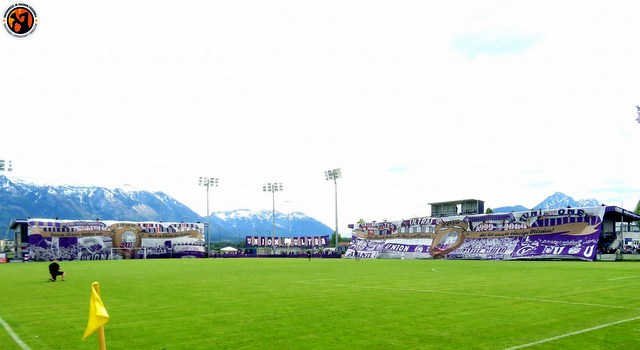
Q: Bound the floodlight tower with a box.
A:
[2,160,15,257]
[198,176,219,257]
[263,182,284,254]
[325,168,342,250]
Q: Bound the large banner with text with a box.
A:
[245,235,330,247]
[347,207,606,261]
[26,219,205,261]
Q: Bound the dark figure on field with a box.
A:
[355,249,360,261]
[307,250,311,261]
[49,260,65,282]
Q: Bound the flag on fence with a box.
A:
[82,282,110,343]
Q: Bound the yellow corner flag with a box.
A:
[82,281,110,348]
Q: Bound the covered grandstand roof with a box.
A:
[603,206,640,222]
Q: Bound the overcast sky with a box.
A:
[2,0,639,232]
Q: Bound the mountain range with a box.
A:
[0,175,604,241]
[492,191,601,212]
[0,175,332,241]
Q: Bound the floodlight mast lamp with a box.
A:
[199,177,219,257]
[263,182,283,254]
[0,159,13,172]
[325,168,342,250]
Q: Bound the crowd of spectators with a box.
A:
[621,246,640,254]
[598,246,640,254]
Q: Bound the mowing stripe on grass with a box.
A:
[292,280,638,311]
[503,315,640,349]
[0,315,31,350]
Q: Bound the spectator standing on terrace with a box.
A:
[48,260,65,282]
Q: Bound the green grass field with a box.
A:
[2,258,640,349]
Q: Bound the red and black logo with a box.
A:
[3,3,39,38]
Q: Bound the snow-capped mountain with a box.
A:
[532,192,601,210]
[1,174,605,241]
[209,209,332,240]
[0,175,332,241]
[492,192,601,213]
[491,205,529,213]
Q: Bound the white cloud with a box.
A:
[452,29,540,58]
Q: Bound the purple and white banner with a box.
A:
[346,207,609,261]
[27,219,205,261]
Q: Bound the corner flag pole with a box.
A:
[94,282,107,350]
[98,326,106,350]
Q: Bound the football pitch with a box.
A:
[2,258,640,349]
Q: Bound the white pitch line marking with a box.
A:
[606,275,640,281]
[291,280,640,348]
[0,315,32,350]
[504,315,640,349]
[291,280,638,311]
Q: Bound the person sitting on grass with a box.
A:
[48,259,65,282]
